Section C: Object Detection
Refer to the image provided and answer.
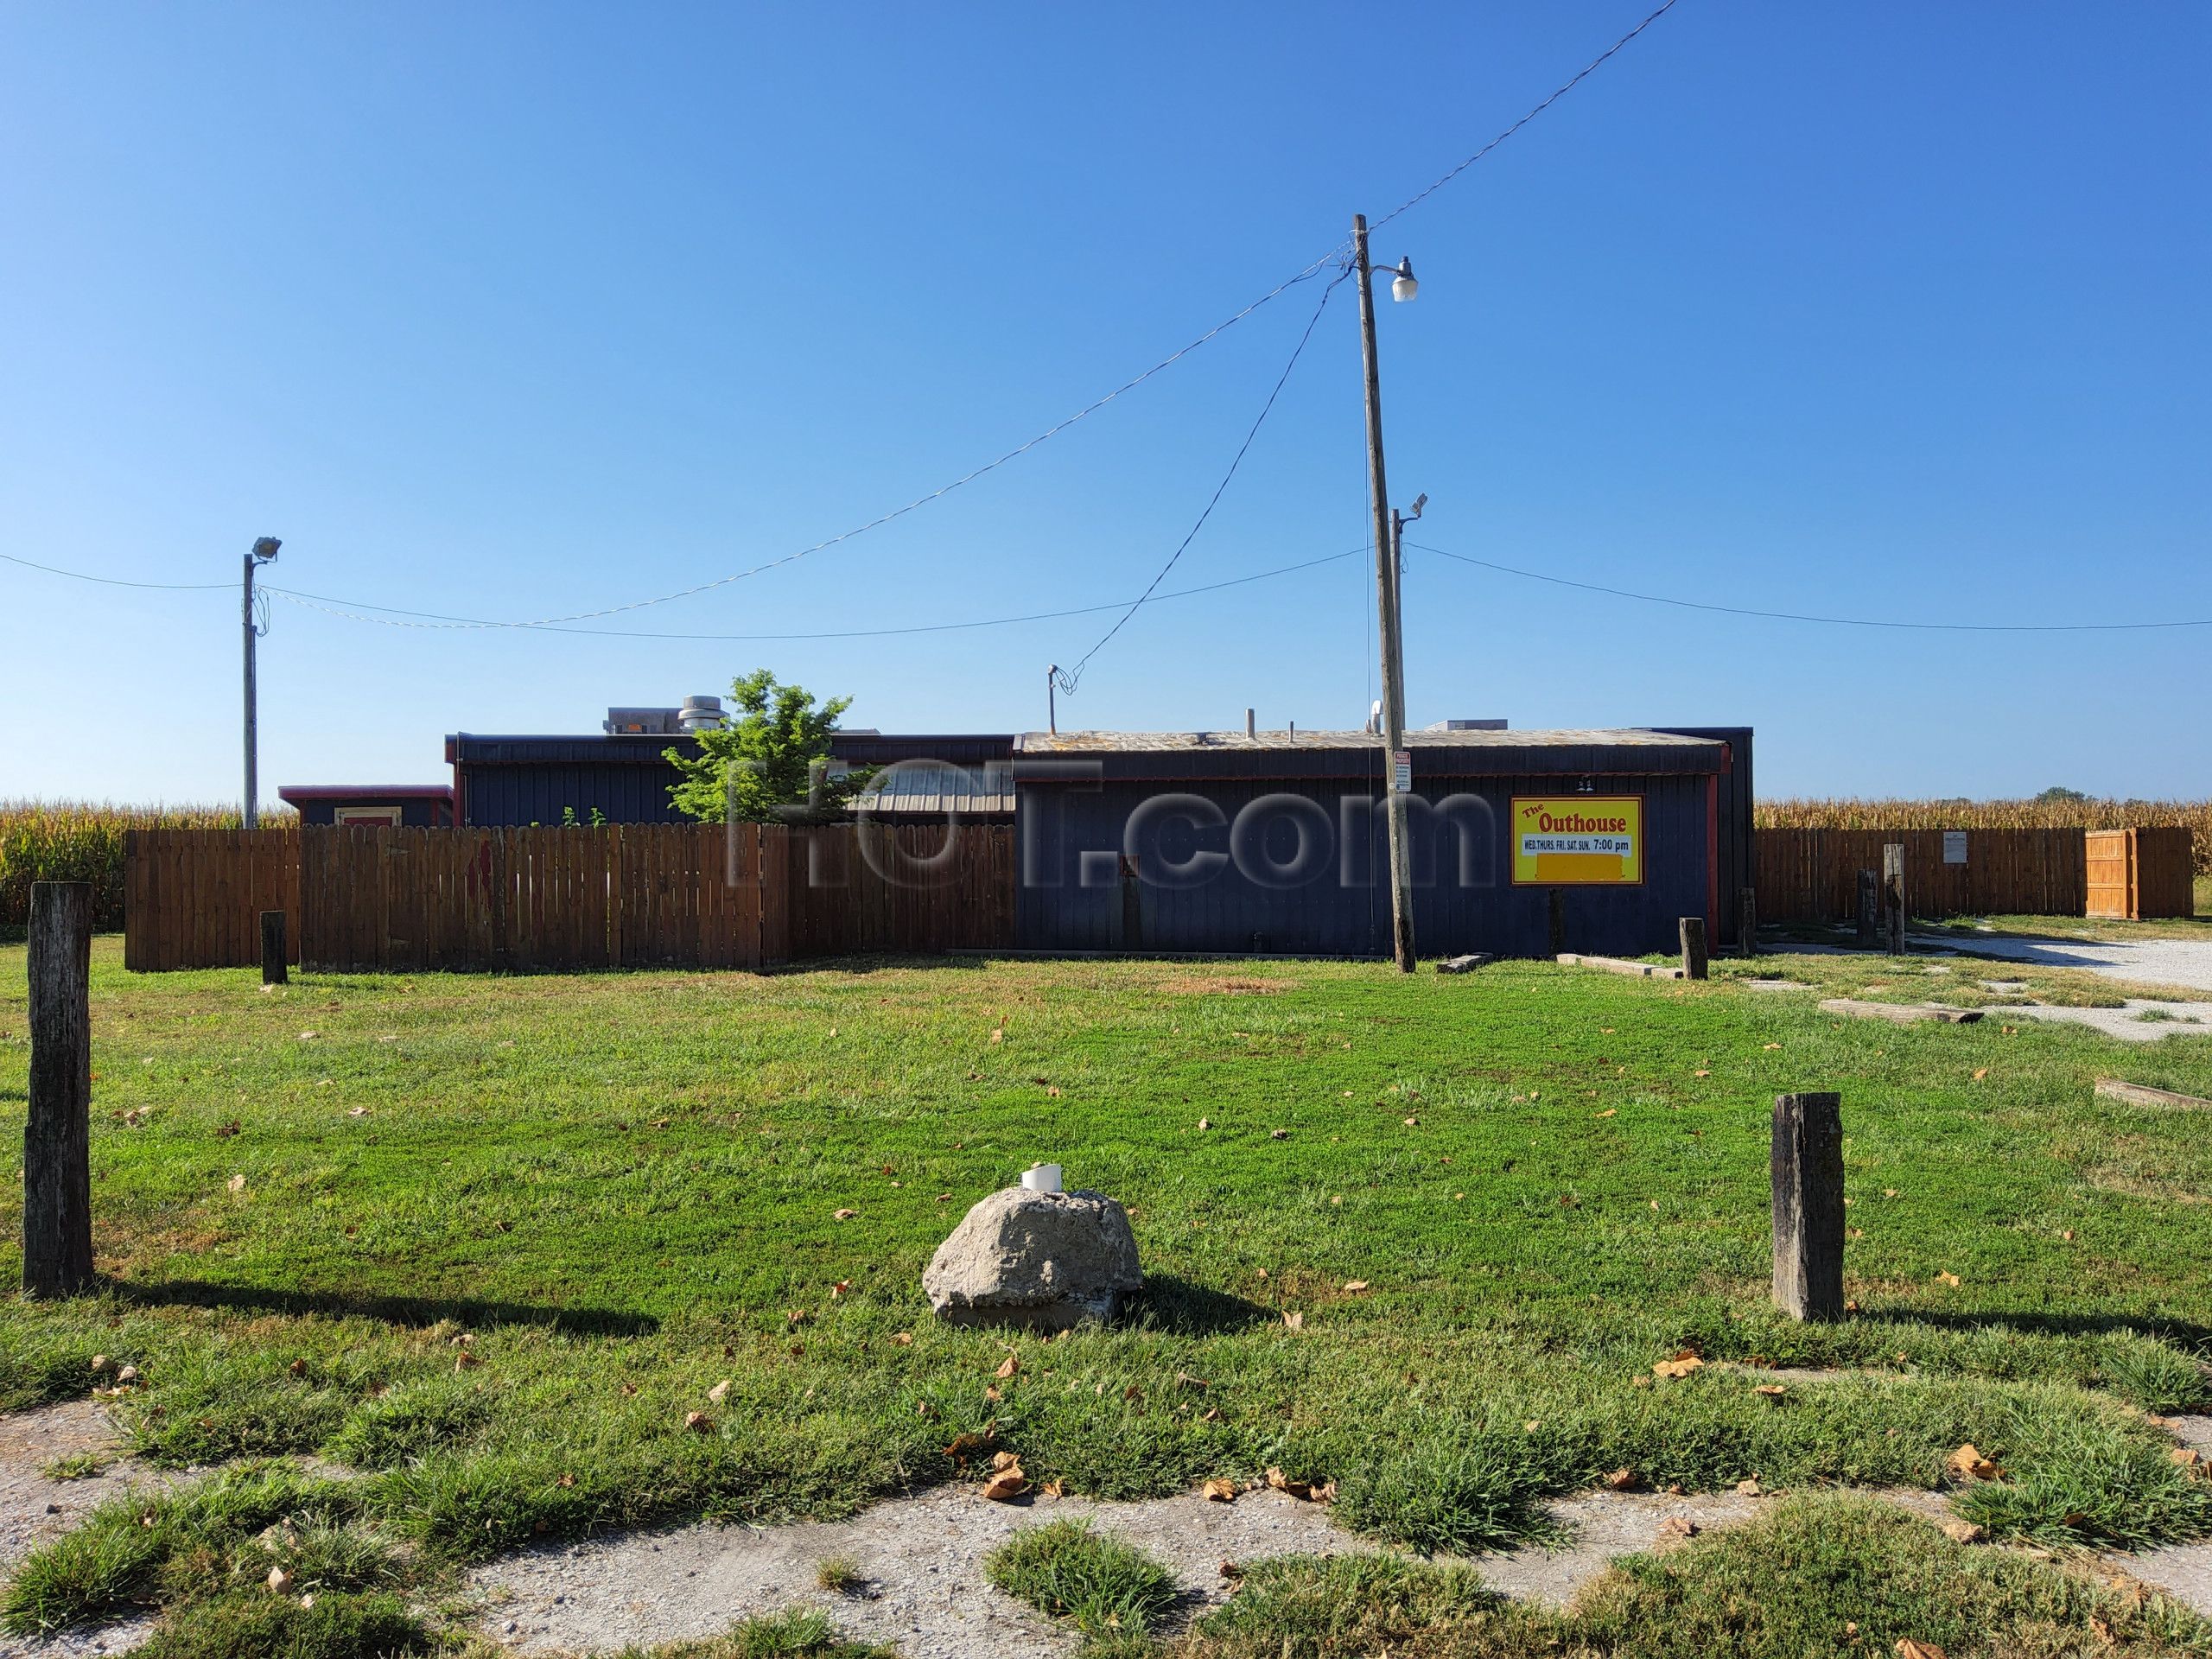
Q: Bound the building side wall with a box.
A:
[1014,772,1713,959]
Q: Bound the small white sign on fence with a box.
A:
[1942,830,1968,866]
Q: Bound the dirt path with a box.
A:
[0,1403,168,1659]
[5,1405,2208,1657]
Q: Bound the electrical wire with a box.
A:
[1411,543,2212,632]
[1053,270,1350,695]
[0,550,230,591]
[1371,0,1683,231]
[263,546,1366,641]
[254,253,1354,636]
[3,12,1679,638]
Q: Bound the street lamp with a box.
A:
[243,537,281,830]
[1352,214,1421,972]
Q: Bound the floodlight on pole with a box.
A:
[1389,258,1418,302]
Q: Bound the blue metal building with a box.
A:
[1012,727,1746,960]
[445,730,1015,827]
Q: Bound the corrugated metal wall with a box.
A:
[1652,728,1751,945]
[1016,772,1714,959]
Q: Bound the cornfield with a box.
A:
[0,802,289,931]
[1757,798,2212,877]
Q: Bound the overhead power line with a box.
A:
[1054,271,1350,696]
[0,550,229,591]
[257,546,1368,640]
[1371,0,1682,231]
[1412,543,2212,632]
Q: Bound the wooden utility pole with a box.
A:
[25,881,94,1297]
[242,537,280,830]
[1353,213,1414,973]
[1770,1091,1844,1321]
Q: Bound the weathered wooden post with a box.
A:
[1738,887,1758,958]
[1547,890,1566,956]
[1882,843,1907,955]
[26,881,95,1298]
[260,910,288,986]
[1854,869,1879,948]
[1771,1091,1844,1321]
[1679,916,1708,981]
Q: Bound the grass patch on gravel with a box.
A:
[1177,1495,2212,1656]
[3,940,2211,1648]
[987,1518,1181,1645]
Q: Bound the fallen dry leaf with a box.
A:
[1940,1519,1986,1543]
[1202,1478,1237,1503]
[991,1450,1020,1471]
[1694,1069,1711,1078]
[708,1379,732,1404]
[1218,1558,1243,1580]
[1936,1271,1961,1287]
[1269,1128,1288,1140]
[1595,1108,1618,1118]
[1281,1311,1305,1332]
[830,1281,850,1300]
[995,1353,1021,1380]
[988,1028,1004,1044]
[267,1566,294,1595]
[2171,1447,2202,1468]
[1896,1641,1948,1659]
[454,1351,480,1372]
[1041,1478,1066,1497]
[683,1411,713,1434]
[891,1332,913,1346]
[1754,1384,1787,1399]
[834,1208,858,1221]
[1736,1478,1762,1496]
[1946,1444,2002,1481]
[1265,1467,1319,1501]
[1652,1355,1705,1380]
[1197,1117,1211,1131]
[227,1174,247,1194]
[1342,1280,1370,1294]
[1763,1042,1783,1050]
[1603,1468,1640,1491]
[1973,1067,1989,1082]
[1658,1516,1699,1539]
[982,1464,1028,1502]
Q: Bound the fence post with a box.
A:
[1855,869,1878,948]
[1771,1091,1844,1321]
[1738,886,1758,958]
[1883,843,1907,955]
[1679,917,1708,980]
[260,910,288,986]
[25,881,95,1298]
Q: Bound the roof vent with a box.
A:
[678,696,725,733]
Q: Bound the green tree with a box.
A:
[664,670,869,823]
[2033,785,2089,804]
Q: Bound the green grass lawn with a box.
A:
[3,938,2211,1656]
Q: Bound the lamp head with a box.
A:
[1408,493,1428,520]
[251,537,282,563]
[1389,257,1418,302]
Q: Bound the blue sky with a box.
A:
[2,3,2206,804]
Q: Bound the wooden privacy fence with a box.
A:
[125,823,1017,972]
[124,830,302,971]
[1754,828,2088,923]
[2087,828,2195,920]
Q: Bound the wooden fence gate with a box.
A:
[2086,828,2195,920]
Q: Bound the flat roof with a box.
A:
[1015,728,1723,753]
[277,784,454,801]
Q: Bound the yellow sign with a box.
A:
[1510,796,1643,885]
